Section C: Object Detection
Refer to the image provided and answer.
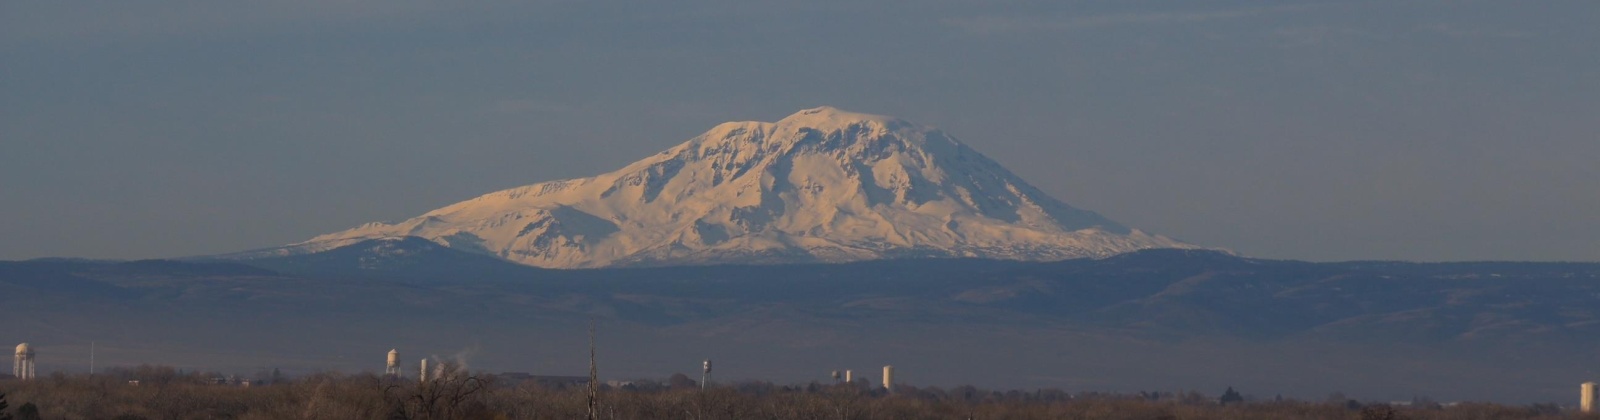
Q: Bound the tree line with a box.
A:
[0,364,1591,420]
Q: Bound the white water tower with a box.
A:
[385,349,401,377]
[13,343,35,380]
[702,359,712,390]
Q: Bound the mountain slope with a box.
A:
[240,236,550,283]
[286,107,1192,268]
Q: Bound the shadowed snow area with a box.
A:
[286,107,1194,268]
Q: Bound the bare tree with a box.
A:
[587,320,599,420]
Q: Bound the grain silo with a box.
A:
[882,365,894,391]
[1583,382,1597,413]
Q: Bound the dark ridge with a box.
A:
[107,260,280,277]
[236,236,551,283]
[0,261,133,299]
[18,257,124,264]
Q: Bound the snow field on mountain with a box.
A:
[293,107,1194,268]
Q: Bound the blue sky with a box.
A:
[2,0,1596,261]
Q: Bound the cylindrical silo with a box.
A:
[882,365,894,391]
[1583,382,1597,413]
[844,369,853,383]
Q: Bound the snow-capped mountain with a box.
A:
[282,107,1193,268]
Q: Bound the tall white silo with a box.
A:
[882,365,894,391]
[1583,382,1597,413]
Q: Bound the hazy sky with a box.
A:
[2,0,1596,262]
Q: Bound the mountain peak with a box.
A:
[693,106,927,156]
[777,106,906,130]
[280,109,1196,268]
